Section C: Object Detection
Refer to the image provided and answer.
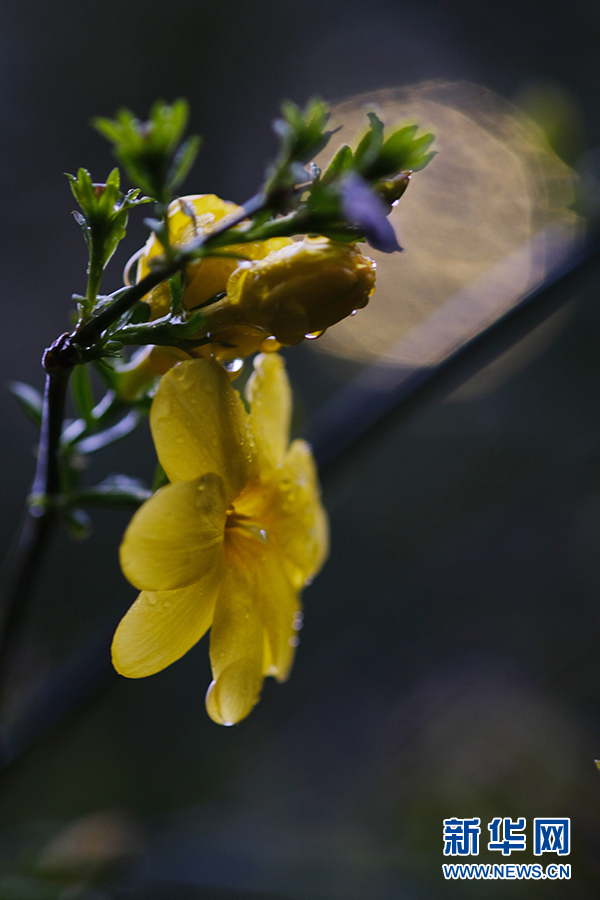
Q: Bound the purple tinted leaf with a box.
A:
[340,174,402,254]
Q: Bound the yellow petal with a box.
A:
[120,474,227,591]
[137,194,239,282]
[150,359,256,501]
[112,555,224,678]
[251,542,300,682]
[245,353,291,469]
[207,553,265,725]
[271,439,329,588]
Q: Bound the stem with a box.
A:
[73,192,266,350]
[0,368,70,661]
[32,369,70,498]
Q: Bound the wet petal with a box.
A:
[252,542,300,682]
[245,353,291,469]
[150,359,256,502]
[112,555,224,678]
[120,474,227,591]
[207,554,265,725]
[271,439,329,588]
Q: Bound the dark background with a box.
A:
[1,1,600,897]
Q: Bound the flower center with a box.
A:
[225,506,268,544]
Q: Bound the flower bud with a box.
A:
[135,194,291,317]
[374,171,411,207]
[225,239,376,345]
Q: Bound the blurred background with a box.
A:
[1,0,600,897]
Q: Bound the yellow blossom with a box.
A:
[136,194,291,318]
[112,353,328,725]
[225,238,377,345]
[127,195,376,371]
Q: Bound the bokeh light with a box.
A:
[312,81,581,365]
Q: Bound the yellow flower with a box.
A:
[112,353,328,725]
[136,194,291,318]
[225,238,377,345]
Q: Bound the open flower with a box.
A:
[112,353,328,724]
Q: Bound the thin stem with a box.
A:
[0,368,70,660]
[74,192,266,349]
[32,369,70,497]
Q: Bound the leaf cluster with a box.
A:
[93,99,201,209]
[302,112,436,251]
[264,99,335,208]
[67,167,151,315]
[324,113,435,185]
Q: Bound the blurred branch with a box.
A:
[310,232,600,475]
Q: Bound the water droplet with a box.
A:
[289,636,300,647]
[260,336,282,353]
[147,596,158,606]
[224,358,244,374]
[350,309,357,316]
[241,523,268,543]
[304,330,326,340]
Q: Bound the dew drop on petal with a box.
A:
[259,336,282,353]
[289,636,300,647]
[224,358,244,375]
[304,330,326,340]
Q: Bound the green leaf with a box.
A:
[61,417,87,449]
[66,167,152,313]
[93,99,200,206]
[265,98,337,207]
[9,381,44,427]
[306,181,342,218]
[76,410,141,454]
[169,135,202,193]
[92,359,120,390]
[70,364,95,427]
[365,124,436,179]
[321,144,354,185]
[71,475,152,508]
[152,463,169,492]
[168,272,185,315]
[111,309,207,346]
[353,112,384,174]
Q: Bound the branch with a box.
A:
[72,191,266,351]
